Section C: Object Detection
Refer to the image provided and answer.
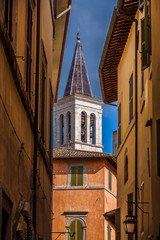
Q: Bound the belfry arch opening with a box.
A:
[59,114,64,145]
[90,113,95,144]
[66,112,71,142]
[81,112,87,143]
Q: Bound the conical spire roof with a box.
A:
[64,33,92,97]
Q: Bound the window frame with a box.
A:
[108,169,112,191]
[68,163,87,187]
[129,73,133,124]
[118,102,121,147]
[26,0,33,99]
[124,149,128,184]
[141,0,151,70]
[107,222,112,240]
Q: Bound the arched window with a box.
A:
[124,149,128,183]
[90,114,95,144]
[59,114,64,145]
[81,112,87,142]
[66,112,71,142]
[69,220,83,240]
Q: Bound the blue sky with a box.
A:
[56,0,117,154]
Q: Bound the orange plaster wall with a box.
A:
[52,189,105,240]
[52,158,117,240]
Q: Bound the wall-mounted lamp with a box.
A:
[123,201,149,235]
[123,215,137,234]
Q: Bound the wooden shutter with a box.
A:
[115,208,121,240]
[128,193,133,215]
[77,166,83,186]
[70,221,75,240]
[71,167,76,186]
[129,73,133,123]
[118,103,121,147]
[145,0,151,54]
[141,0,151,70]
[108,170,112,191]
[127,193,133,240]
[157,119,160,176]
[77,220,83,240]
[107,222,111,240]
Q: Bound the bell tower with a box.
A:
[54,34,103,152]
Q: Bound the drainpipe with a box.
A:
[115,8,138,240]
[33,0,40,239]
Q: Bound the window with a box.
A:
[128,193,133,240]
[3,0,13,39]
[124,149,128,184]
[157,119,160,177]
[68,164,86,187]
[108,170,112,191]
[71,166,83,186]
[81,112,87,143]
[115,208,121,240]
[141,71,144,97]
[118,103,121,147]
[49,86,53,166]
[90,114,95,144]
[141,0,151,70]
[107,222,112,240]
[26,0,32,98]
[40,61,46,142]
[60,114,64,145]
[66,112,71,142]
[69,220,83,240]
[129,73,133,124]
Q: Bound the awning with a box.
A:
[104,209,116,228]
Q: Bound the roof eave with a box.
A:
[99,0,138,104]
[99,10,117,104]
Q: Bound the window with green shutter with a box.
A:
[115,208,121,240]
[71,166,83,186]
[108,170,112,191]
[69,220,83,240]
[118,103,121,147]
[128,193,133,240]
[141,0,151,70]
[107,222,112,240]
[129,73,133,124]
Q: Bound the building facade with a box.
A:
[53,35,117,240]
[99,0,160,240]
[52,148,117,240]
[0,0,71,239]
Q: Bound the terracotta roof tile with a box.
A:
[53,147,117,168]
